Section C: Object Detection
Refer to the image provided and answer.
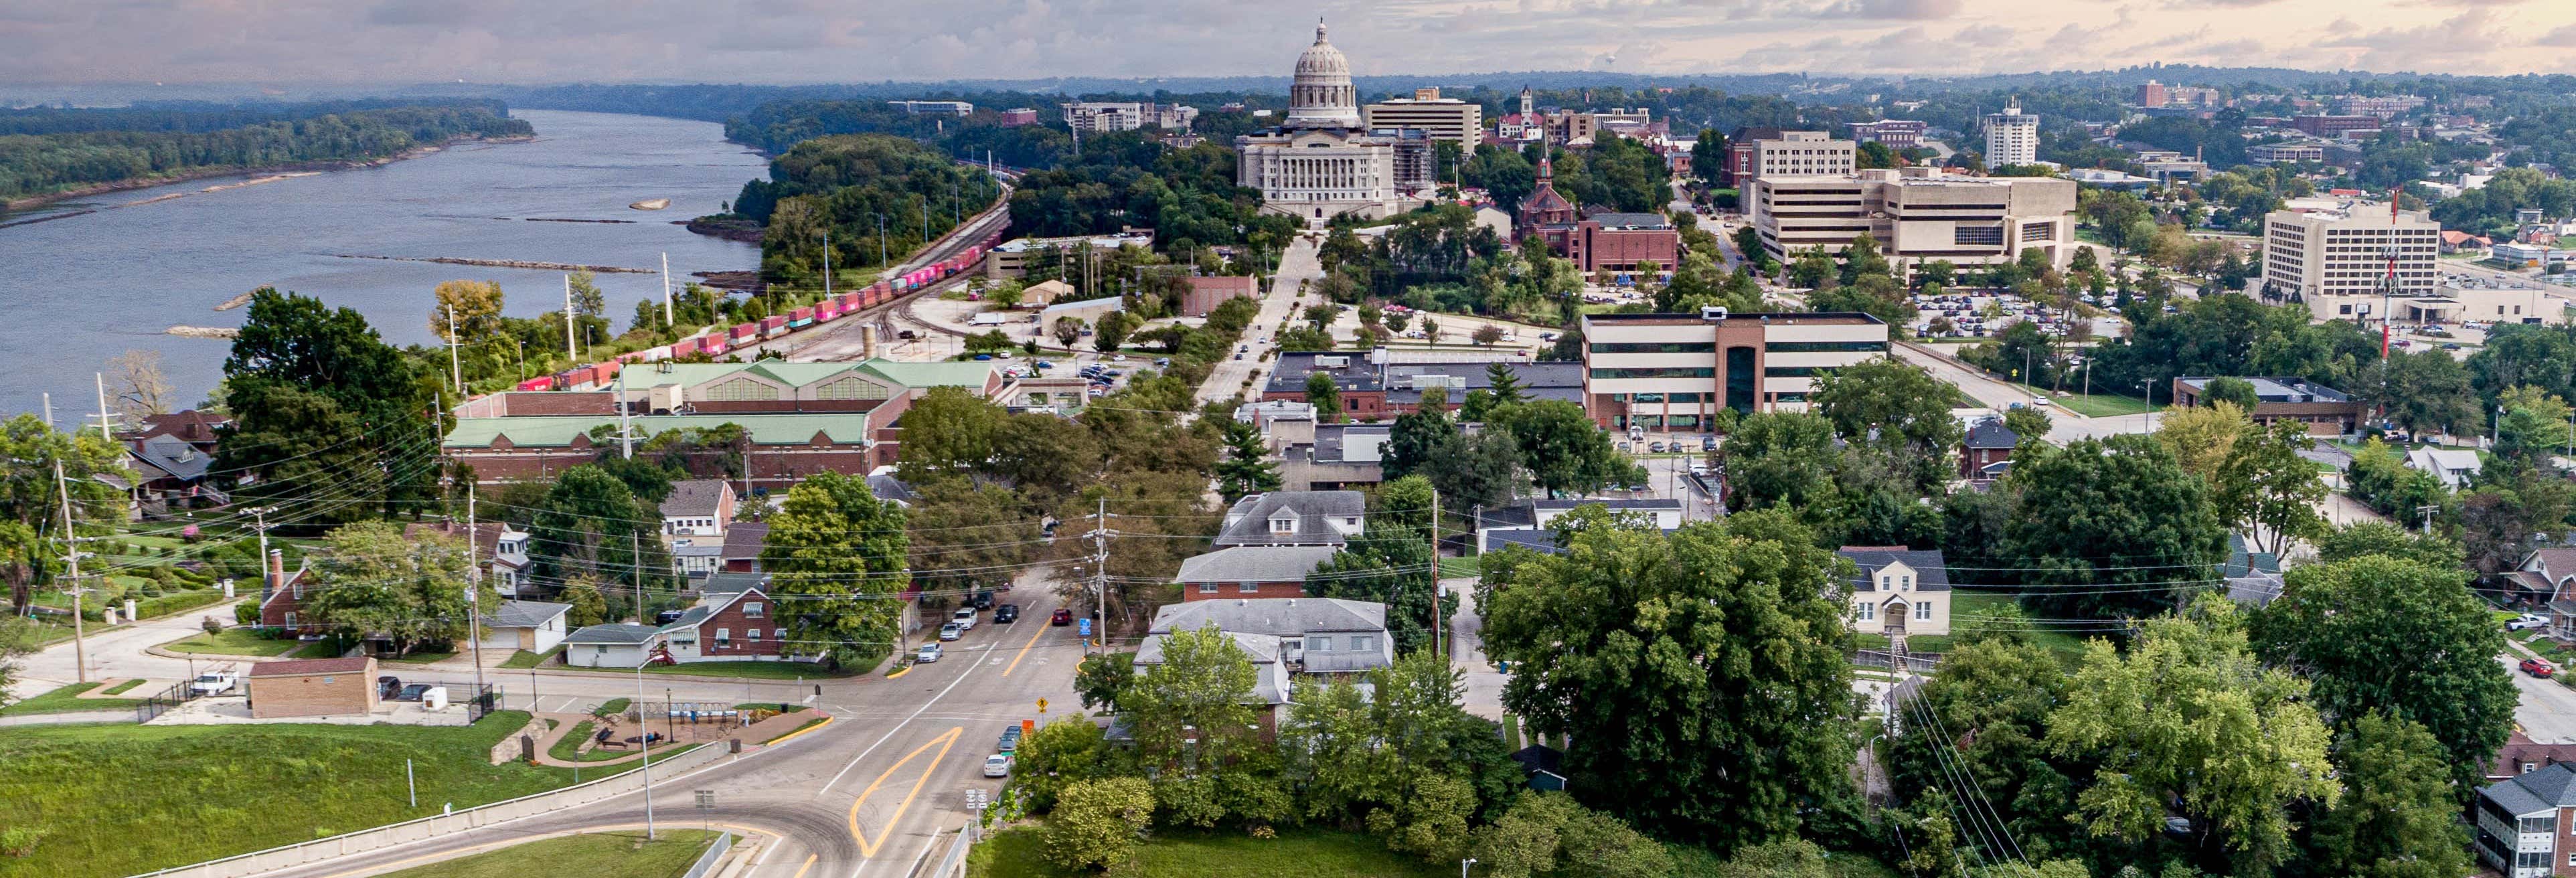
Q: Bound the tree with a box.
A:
[1091,310,1133,353]
[1052,316,1084,348]
[1787,246,1836,290]
[1420,317,1443,345]
[1045,777,1155,872]
[0,416,135,612]
[2216,419,2326,556]
[1809,357,1965,488]
[1213,417,1281,502]
[2305,713,2476,878]
[430,280,505,343]
[988,280,1027,310]
[896,387,1005,483]
[1490,401,1626,495]
[2251,554,2514,792]
[105,349,173,418]
[2153,400,2249,482]
[1382,400,1457,481]
[1485,361,1527,407]
[559,576,609,627]
[1072,651,1135,712]
[2199,376,2259,410]
[2046,596,2336,874]
[1012,718,1126,814]
[1479,509,1855,847]
[301,522,492,654]
[528,464,659,592]
[1718,411,1838,511]
[1417,428,1522,514]
[2494,384,2575,472]
[2314,521,2463,569]
[760,471,910,667]
[1884,636,2085,865]
[2002,406,2052,444]
[1471,324,1506,346]
[218,288,431,513]
[2003,436,2227,620]
[1305,371,1342,423]
[1284,652,1520,862]
[1470,792,1674,878]
[217,385,384,529]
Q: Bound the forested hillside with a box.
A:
[0,102,532,202]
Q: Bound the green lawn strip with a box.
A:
[101,679,145,695]
[1949,590,2095,665]
[968,826,1447,878]
[380,650,458,665]
[1,681,147,716]
[2004,382,2156,418]
[0,711,702,877]
[732,703,811,713]
[1436,555,1481,578]
[596,697,632,715]
[501,645,565,669]
[162,628,303,656]
[374,829,718,878]
[544,720,641,763]
[551,660,864,680]
[1501,714,1523,752]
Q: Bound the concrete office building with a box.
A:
[1846,120,1927,149]
[1747,131,1856,181]
[2247,142,2326,165]
[1363,88,1482,149]
[1983,98,2039,169]
[1063,102,1197,133]
[1578,309,1890,429]
[2257,199,2440,319]
[1237,21,1423,228]
[888,100,973,116]
[1747,167,2078,271]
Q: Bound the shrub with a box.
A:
[201,616,222,634]
[1044,777,1155,871]
[233,602,260,626]
[1,826,44,857]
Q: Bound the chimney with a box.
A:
[266,549,285,596]
[861,325,880,359]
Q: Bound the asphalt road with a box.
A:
[1195,236,1319,408]
[2505,654,2576,745]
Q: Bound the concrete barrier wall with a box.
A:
[131,745,729,878]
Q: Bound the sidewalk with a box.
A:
[523,707,826,767]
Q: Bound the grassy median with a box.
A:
[375,830,718,878]
[969,826,1447,878]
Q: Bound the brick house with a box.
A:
[1959,418,2020,481]
[2494,731,2576,783]
[661,588,787,662]
[1174,545,1340,601]
[247,656,378,719]
[2476,761,2576,876]
[720,522,769,574]
[256,549,319,635]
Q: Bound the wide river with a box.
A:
[0,109,769,418]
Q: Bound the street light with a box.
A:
[1462,858,1477,878]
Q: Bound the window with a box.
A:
[283,612,297,626]
[1763,341,1888,353]
[1953,226,2005,246]
[747,628,761,642]
[1901,576,1913,590]
[704,378,782,402]
[1856,602,1875,621]
[1878,574,1892,590]
[2525,762,2539,774]
[1917,602,1933,620]
[1591,367,1717,380]
[1271,515,1296,534]
[291,584,304,600]
[1239,582,1259,593]
[1589,341,1716,354]
[1200,581,1218,593]
[1309,636,1333,651]
[775,628,786,640]
[595,645,609,656]
[2522,814,2559,835]
[2518,851,2551,869]
[714,628,730,646]
[1350,636,1375,652]
[743,602,764,618]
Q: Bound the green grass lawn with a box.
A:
[544,720,639,763]
[375,830,718,878]
[1950,591,2099,665]
[380,649,459,665]
[554,659,865,681]
[2007,383,2158,418]
[101,679,145,695]
[969,826,1447,878]
[161,628,302,656]
[0,681,147,716]
[1437,555,1482,578]
[0,711,689,877]
[502,646,564,669]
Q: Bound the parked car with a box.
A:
[2524,657,2557,678]
[1649,441,1668,453]
[396,683,432,701]
[1701,436,1718,452]
[983,754,1013,778]
[952,607,977,631]
[1051,608,1074,626]
[971,591,997,610]
[2509,613,2551,632]
[999,727,1022,752]
[917,643,942,663]
[377,676,402,699]
[939,622,962,641]
[994,604,1022,624]
[188,671,238,697]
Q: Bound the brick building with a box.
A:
[1558,212,1680,275]
[1174,545,1340,601]
[1178,275,1260,317]
[1959,418,2020,481]
[2289,114,2383,137]
[2170,377,2367,436]
[660,587,787,662]
[248,656,378,719]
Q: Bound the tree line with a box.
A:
[0,102,532,201]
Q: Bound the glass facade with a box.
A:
[1763,340,1890,353]
[1724,347,1758,413]
[1590,341,1718,354]
[1591,367,1716,380]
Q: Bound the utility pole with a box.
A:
[633,530,647,623]
[92,372,115,442]
[823,228,834,301]
[55,458,87,683]
[562,274,578,361]
[1088,499,1109,654]
[661,252,674,327]
[446,304,465,398]
[464,478,486,707]
[635,659,657,841]
[616,369,634,460]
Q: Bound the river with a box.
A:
[0,109,770,420]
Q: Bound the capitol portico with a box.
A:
[1237,20,1427,229]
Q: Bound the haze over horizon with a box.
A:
[3,1,2574,88]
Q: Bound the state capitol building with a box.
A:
[1237,21,1431,228]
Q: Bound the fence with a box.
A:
[129,743,731,878]
[1852,649,1943,673]
[134,679,196,723]
[918,824,976,878]
[679,832,734,878]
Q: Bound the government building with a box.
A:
[1238,21,1429,228]
[1579,308,1890,430]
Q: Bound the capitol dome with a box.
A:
[1285,19,1362,129]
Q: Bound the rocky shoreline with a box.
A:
[685,215,763,244]
[329,254,657,274]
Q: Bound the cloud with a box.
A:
[2541,23,2576,46]
[1831,0,1967,19]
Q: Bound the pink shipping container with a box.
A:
[759,316,788,338]
[729,323,759,342]
[515,377,554,391]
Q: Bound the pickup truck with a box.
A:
[188,671,237,697]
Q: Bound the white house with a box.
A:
[1214,491,1367,548]
[1147,598,1392,673]
[2476,761,2576,877]
[476,600,570,654]
[2407,446,2484,489]
[1840,546,1952,637]
[560,623,665,669]
[661,480,737,578]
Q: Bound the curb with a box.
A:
[761,714,835,747]
[884,666,912,680]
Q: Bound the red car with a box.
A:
[2524,658,2557,678]
[1050,608,1074,626]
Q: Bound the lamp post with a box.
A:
[1462,858,1477,878]
[635,658,655,841]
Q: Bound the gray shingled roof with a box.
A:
[1838,547,1951,592]
[1135,630,1280,665]
[2486,762,2576,816]
[481,600,569,630]
[721,522,769,560]
[1174,546,1340,584]
[1149,597,1386,637]
[661,480,729,518]
[1215,491,1366,547]
[133,434,213,481]
[564,622,663,644]
[1963,419,2020,450]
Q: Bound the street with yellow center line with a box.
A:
[845,726,965,858]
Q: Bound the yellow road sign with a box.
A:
[1036,697,1049,713]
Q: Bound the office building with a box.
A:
[1363,88,1482,149]
[1846,120,1926,149]
[1747,130,1856,181]
[2247,142,2326,164]
[995,108,1039,126]
[1577,309,1890,428]
[1238,21,1421,228]
[1983,98,2039,169]
[1747,167,2078,271]
[2257,199,2440,319]
[2135,81,2169,108]
[887,100,973,116]
[2338,95,2427,118]
[2171,377,2368,435]
[2289,115,2383,137]
[1063,102,1198,133]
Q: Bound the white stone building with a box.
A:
[1237,21,1421,228]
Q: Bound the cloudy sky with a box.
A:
[3,0,2573,85]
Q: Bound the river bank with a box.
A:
[0,135,538,215]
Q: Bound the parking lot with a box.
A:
[1907,289,2121,341]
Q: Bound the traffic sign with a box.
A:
[1036,697,1049,713]
[1078,618,1092,637]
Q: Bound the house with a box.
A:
[661,479,737,578]
[2222,533,2285,608]
[2510,548,2576,613]
[1959,418,2020,481]
[1839,546,1951,638]
[2474,761,2576,877]
[125,432,225,513]
[1213,491,1367,548]
[1509,744,1569,792]
[1174,545,1342,602]
[867,468,919,508]
[1475,498,1683,553]
[1131,629,1294,738]
[659,588,789,663]
[246,656,378,719]
[1147,597,1392,674]
[2492,731,2576,783]
[256,550,319,635]
[402,521,533,596]
[720,522,769,574]
[1278,424,1390,491]
[477,600,571,654]
[562,623,667,669]
[2407,446,2483,489]
[1018,279,1074,308]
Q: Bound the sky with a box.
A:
[4,0,2576,85]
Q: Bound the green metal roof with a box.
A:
[445,414,876,448]
[621,359,993,391]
